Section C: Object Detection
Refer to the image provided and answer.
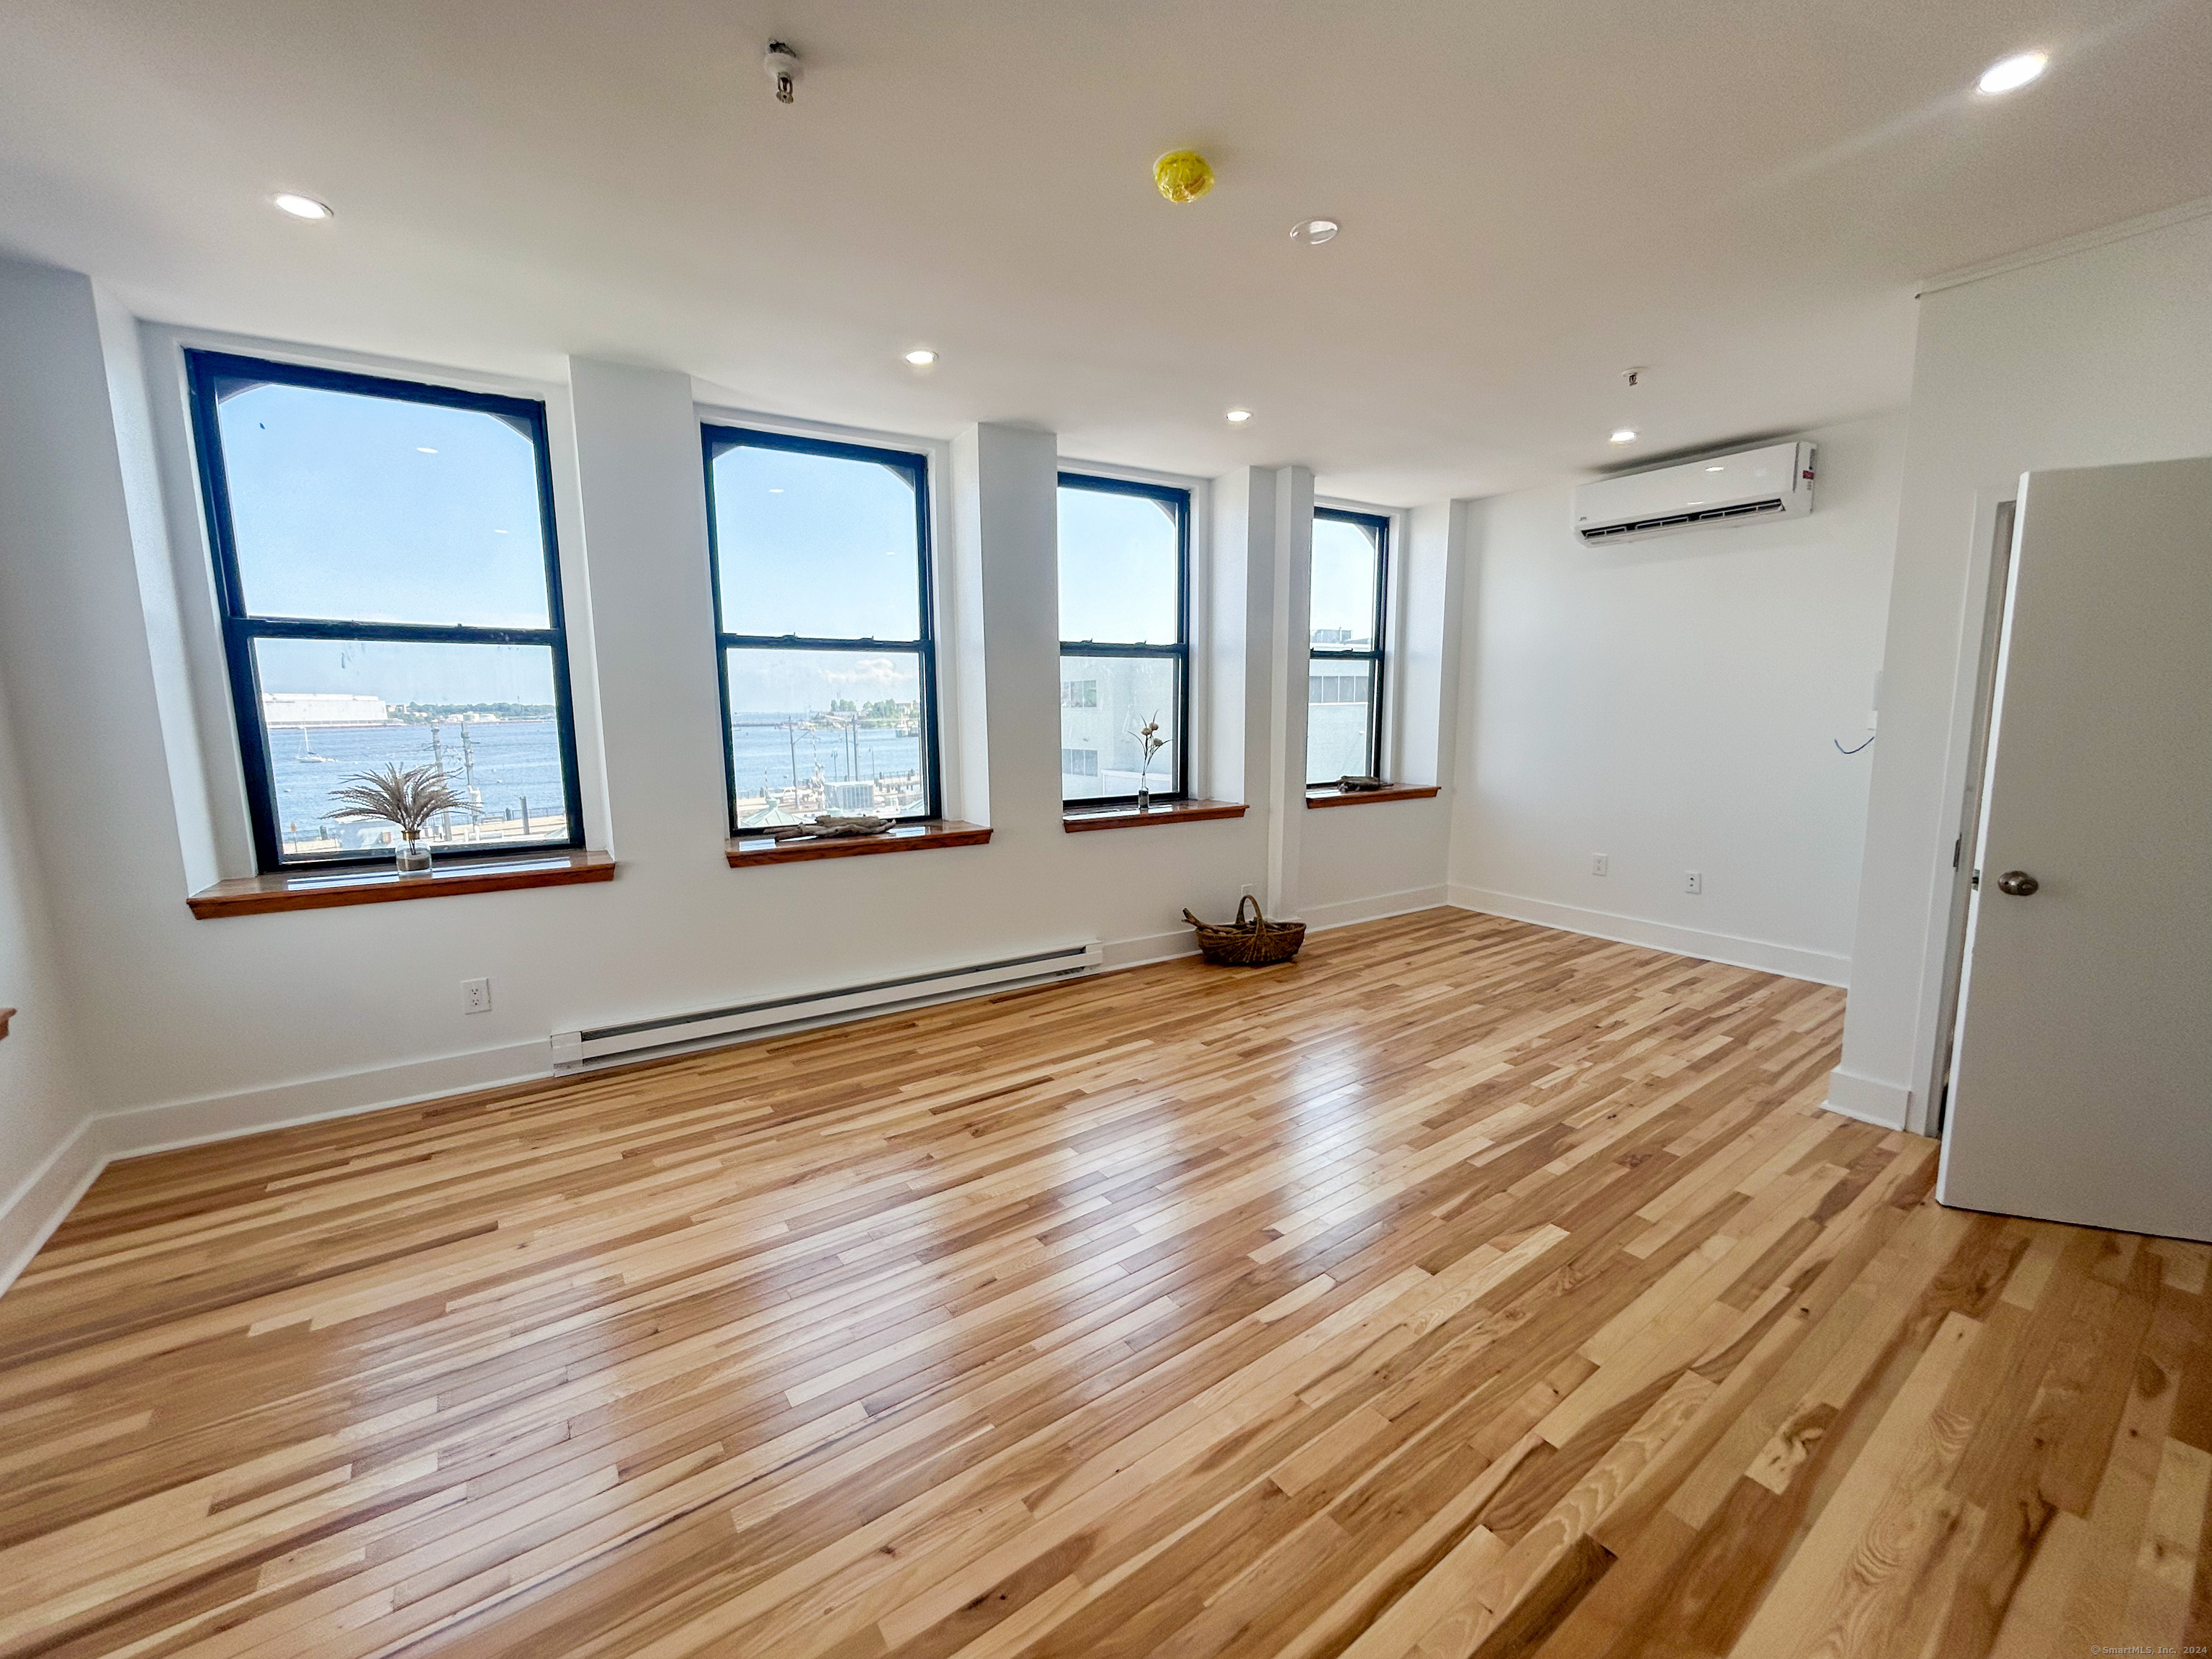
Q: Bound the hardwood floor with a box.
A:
[0,909,2205,1659]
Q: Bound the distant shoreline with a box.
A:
[267,716,558,731]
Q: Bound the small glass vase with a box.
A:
[1136,786,1151,813]
[395,837,432,874]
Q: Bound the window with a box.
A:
[702,426,940,832]
[186,351,584,871]
[1058,475,1190,805]
[1308,508,1389,784]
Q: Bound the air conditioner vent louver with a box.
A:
[1578,498,1787,541]
[1571,442,1814,545]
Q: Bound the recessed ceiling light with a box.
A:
[1977,51,2049,95]
[1610,428,1638,444]
[416,446,437,454]
[1226,408,1254,423]
[904,348,938,367]
[1704,464,1725,472]
[1290,219,1339,246]
[271,192,333,220]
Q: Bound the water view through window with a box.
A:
[189,352,581,868]
[253,639,566,858]
[705,428,938,830]
[721,650,927,824]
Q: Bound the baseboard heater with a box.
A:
[549,940,1103,1072]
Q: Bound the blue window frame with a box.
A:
[1308,507,1390,785]
[701,426,942,832]
[185,350,585,871]
[1057,473,1192,807]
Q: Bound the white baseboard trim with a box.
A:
[1447,885,1850,988]
[1106,888,1447,967]
[1102,927,1202,971]
[0,1119,105,1295]
[0,925,1235,1296]
[0,1042,554,1299]
[0,895,1490,1297]
[1822,1067,1912,1130]
[94,1040,555,1164]
[1300,886,1450,933]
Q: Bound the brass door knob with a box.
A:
[1995,871,2040,896]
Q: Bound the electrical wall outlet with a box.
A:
[1683,871,1703,896]
[1591,853,1609,877]
[462,977,493,1015]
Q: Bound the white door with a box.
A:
[1938,457,2212,1243]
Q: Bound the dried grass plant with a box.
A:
[328,760,475,841]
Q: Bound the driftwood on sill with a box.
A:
[738,815,896,842]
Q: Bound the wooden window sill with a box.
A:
[726,820,992,868]
[189,850,616,919]
[1305,784,1444,809]
[1063,799,1249,832]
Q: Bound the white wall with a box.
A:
[1449,412,1906,985]
[1305,799,1455,924]
[1833,205,2212,1133]
[0,671,96,1281]
[0,263,111,1277]
[0,260,1465,1270]
[1300,498,1467,925]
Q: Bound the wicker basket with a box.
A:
[1182,896,1307,966]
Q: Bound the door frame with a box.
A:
[1924,497,2015,1138]
[1900,487,2026,1138]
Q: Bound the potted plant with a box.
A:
[1133,712,1167,812]
[328,760,475,873]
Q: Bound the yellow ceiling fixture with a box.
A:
[1153,150,1215,204]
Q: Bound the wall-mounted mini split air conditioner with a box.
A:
[1573,441,1815,544]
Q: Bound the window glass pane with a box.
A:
[725,648,927,823]
[1307,659,1375,783]
[1061,654,1179,801]
[214,378,551,627]
[711,443,922,640]
[251,637,567,861]
[1058,485,1180,644]
[1310,515,1380,649]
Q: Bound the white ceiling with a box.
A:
[1,1,2206,503]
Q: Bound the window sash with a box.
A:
[185,349,585,873]
[1306,648,1382,786]
[1058,473,1191,806]
[1057,648,1188,805]
[1309,507,1390,783]
[703,426,943,830]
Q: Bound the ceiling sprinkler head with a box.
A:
[1622,367,1645,387]
[764,41,801,104]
